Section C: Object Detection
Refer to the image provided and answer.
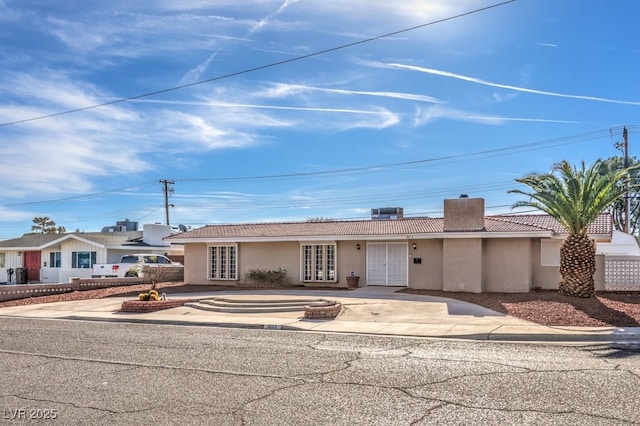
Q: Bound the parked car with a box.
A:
[91,254,182,278]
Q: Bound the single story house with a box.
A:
[0,223,183,284]
[166,197,612,293]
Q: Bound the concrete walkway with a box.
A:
[1,286,639,343]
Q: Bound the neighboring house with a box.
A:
[0,223,182,284]
[166,197,613,293]
[596,230,640,256]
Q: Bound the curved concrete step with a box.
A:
[185,296,337,314]
[198,298,332,309]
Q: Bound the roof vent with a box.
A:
[459,194,469,198]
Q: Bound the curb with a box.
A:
[59,315,640,344]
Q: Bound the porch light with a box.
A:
[356,243,361,250]
[412,243,417,250]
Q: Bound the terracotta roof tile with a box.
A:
[488,213,612,234]
[168,213,612,241]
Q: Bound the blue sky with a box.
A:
[1,0,639,238]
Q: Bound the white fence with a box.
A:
[605,256,640,290]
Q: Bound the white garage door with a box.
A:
[366,243,408,286]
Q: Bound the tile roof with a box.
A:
[488,213,612,234]
[167,213,612,241]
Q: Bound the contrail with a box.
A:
[277,0,300,15]
[388,63,640,106]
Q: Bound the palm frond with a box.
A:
[510,159,634,235]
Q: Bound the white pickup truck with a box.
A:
[91,254,182,278]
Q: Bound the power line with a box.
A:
[0,125,633,210]
[0,0,517,128]
[175,126,631,183]
[0,180,158,207]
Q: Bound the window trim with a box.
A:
[71,251,97,269]
[208,244,238,280]
[49,252,62,268]
[300,242,337,283]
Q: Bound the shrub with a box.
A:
[244,268,292,286]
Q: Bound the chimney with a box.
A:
[443,196,485,232]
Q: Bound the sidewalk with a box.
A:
[1,286,639,343]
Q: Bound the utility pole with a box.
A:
[160,179,175,226]
[615,127,630,233]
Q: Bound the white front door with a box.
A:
[366,243,408,286]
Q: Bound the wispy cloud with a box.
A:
[259,83,443,103]
[0,0,20,22]
[384,62,640,106]
[130,98,400,131]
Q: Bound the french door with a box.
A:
[366,243,408,286]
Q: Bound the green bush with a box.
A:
[244,268,292,286]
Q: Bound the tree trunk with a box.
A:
[558,233,596,297]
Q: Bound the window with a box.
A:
[301,244,336,282]
[49,252,61,268]
[540,240,561,267]
[209,245,237,280]
[0,252,5,268]
[72,251,97,269]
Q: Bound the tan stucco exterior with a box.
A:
[483,238,532,293]
[181,235,606,293]
[408,239,443,290]
[337,240,366,286]
[174,197,610,293]
[443,238,483,293]
[443,197,485,231]
[183,242,208,284]
[239,241,300,281]
[185,240,368,287]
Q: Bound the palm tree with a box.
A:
[509,159,637,297]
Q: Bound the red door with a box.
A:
[24,251,41,282]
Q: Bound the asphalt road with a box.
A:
[1,318,640,425]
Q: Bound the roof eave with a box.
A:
[173,230,561,244]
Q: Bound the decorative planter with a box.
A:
[346,275,360,288]
[120,299,190,313]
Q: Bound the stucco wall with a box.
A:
[239,241,300,283]
[531,239,561,289]
[184,243,208,284]
[443,198,485,231]
[443,238,483,293]
[184,241,342,286]
[181,236,607,291]
[408,239,444,290]
[337,240,366,286]
[483,238,532,292]
[531,239,606,291]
